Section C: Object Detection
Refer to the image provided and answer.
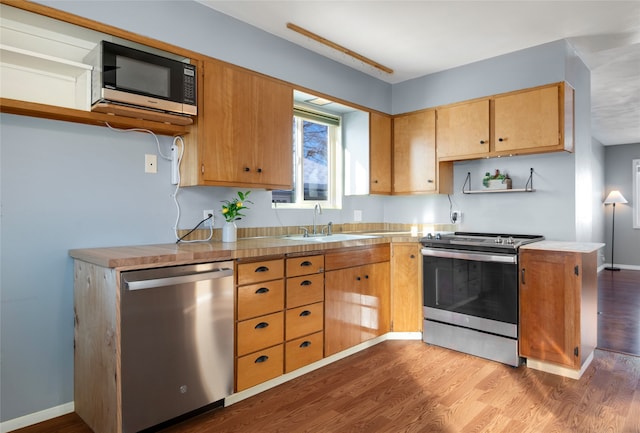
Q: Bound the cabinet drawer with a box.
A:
[286,255,324,277]
[286,302,324,341]
[237,259,284,285]
[236,344,283,391]
[286,273,324,308]
[325,244,390,271]
[285,331,324,373]
[237,280,284,320]
[237,312,284,356]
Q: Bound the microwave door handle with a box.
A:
[421,248,516,264]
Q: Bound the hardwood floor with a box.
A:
[598,269,640,356]
[16,269,640,433]
[15,341,640,433]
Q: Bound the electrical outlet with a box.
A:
[203,210,214,228]
[144,154,157,173]
[354,210,363,222]
[452,210,462,224]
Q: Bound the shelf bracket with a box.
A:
[462,172,472,194]
[525,167,534,192]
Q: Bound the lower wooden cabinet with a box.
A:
[324,245,390,357]
[519,247,598,374]
[391,243,422,332]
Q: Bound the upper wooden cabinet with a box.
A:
[369,112,392,195]
[436,99,490,159]
[436,82,574,161]
[393,109,452,194]
[182,60,293,189]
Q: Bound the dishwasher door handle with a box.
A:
[125,268,233,291]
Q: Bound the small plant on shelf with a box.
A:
[482,169,512,189]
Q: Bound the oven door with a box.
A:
[421,248,518,337]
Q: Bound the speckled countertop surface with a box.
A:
[520,240,605,253]
[69,231,421,270]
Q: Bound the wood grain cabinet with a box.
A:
[324,245,390,356]
[519,248,597,376]
[393,109,453,195]
[390,243,422,332]
[369,112,392,194]
[182,59,293,189]
[235,258,285,391]
[437,82,574,161]
[284,254,325,373]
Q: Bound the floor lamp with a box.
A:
[604,190,628,271]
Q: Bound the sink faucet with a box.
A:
[313,203,322,235]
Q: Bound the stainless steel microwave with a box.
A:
[85,41,197,116]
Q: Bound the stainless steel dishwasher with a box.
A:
[120,261,234,433]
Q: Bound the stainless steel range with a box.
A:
[420,232,544,366]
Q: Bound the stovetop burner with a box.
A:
[420,231,544,252]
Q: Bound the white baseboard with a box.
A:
[525,350,594,380]
[1,402,74,433]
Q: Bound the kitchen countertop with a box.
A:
[69,232,420,270]
[520,240,605,253]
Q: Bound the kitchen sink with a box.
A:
[280,233,380,242]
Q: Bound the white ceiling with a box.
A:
[198,1,640,146]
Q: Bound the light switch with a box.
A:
[145,154,157,174]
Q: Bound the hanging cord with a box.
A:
[171,136,213,243]
[104,124,212,243]
[447,194,455,223]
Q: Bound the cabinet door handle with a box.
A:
[254,322,269,329]
[410,254,415,259]
[255,266,269,273]
[300,280,312,286]
[365,275,369,279]
[480,140,486,144]
[255,287,270,294]
[521,269,526,285]
[255,355,269,363]
[244,167,251,172]
[498,137,505,142]
[299,341,312,348]
[356,276,361,281]
[300,260,312,267]
[257,168,263,173]
[299,310,311,317]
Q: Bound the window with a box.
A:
[634,159,640,229]
[272,107,342,208]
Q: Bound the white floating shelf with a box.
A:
[0,44,92,77]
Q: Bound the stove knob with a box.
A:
[435,233,442,240]
[426,233,433,239]
[506,237,515,245]
[495,236,503,244]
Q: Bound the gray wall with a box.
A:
[1,0,603,425]
[604,143,640,268]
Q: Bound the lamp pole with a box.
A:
[606,202,619,271]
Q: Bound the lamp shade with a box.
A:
[604,190,628,204]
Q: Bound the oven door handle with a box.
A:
[421,248,517,264]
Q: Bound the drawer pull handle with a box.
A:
[300,260,312,267]
[300,280,312,286]
[300,341,312,348]
[255,266,269,273]
[255,287,270,294]
[255,355,269,363]
[254,322,269,329]
[299,310,311,317]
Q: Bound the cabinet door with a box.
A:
[519,250,580,368]
[436,99,490,159]
[369,112,392,194]
[324,262,390,356]
[494,85,560,153]
[253,76,293,188]
[391,243,422,332]
[199,60,292,189]
[393,109,436,194]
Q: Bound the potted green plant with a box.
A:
[220,191,252,242]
